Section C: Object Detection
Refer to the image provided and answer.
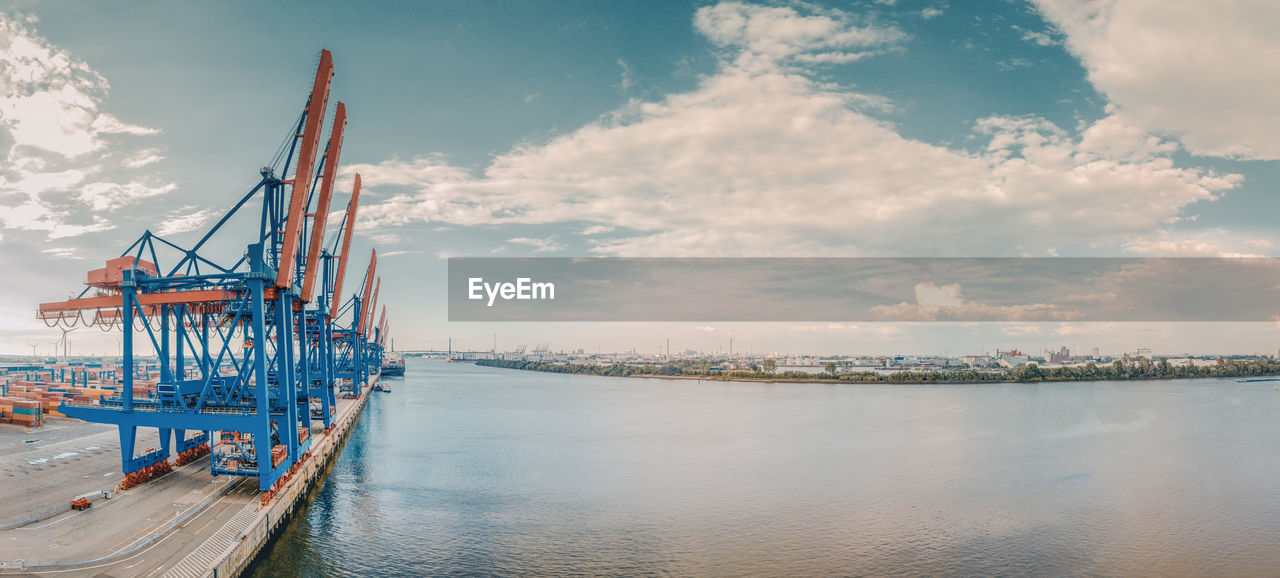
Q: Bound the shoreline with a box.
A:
[625,373,1015,385]
[471,358,1280,385]
[621,373,1280,385]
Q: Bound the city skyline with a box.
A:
[16,323,1280,361]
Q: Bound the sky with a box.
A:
[1,0,1279,357]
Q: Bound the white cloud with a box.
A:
[90,113,159,136]
[0,15,159,158]
[693,2,905,72]
[921,8,944,20]
[1031,0,1280,159]
[995,57,1034,71]
[1123,229,1275,258]
[342,154,469,188]
[123,147,164,168]
[914,282,964,308]
[1011,25,1057,47]
[0,200,113,237]
[40,246,80,259]
[0,166,87,196]
[80,180,176,211]
[504,236,566,253]
[869,282,1082,321]
[0,13,173,240]
[789,323,860,332]
[354,1,1240,258]
[155,207,214,236]
[616,59,634,92]
[581,224,615,235]
[1077,107,1178,161]
[363,231,403,245]
[46,216,112,239]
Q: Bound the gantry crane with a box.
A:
[35,50,389,492]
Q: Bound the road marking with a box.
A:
[33,478,249,574]
[185,503,227,537]
[18,509,86,530]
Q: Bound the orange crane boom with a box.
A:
[300,101,347,303]
[329,175,361,318]
[38,289,262,313]
[357,250,377,335]
[363,277,381,338]
[276,49,334,289]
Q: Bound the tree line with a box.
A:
[476,356,1280,383]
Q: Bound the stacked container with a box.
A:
[10,399,42,427]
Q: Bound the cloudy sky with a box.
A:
[1,0,1279,356]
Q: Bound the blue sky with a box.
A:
[2,0,1279,356]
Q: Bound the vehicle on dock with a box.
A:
[70,491,106,511]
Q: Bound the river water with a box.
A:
[248,360,1280,576]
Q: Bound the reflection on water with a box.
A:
[248,361,1280,576]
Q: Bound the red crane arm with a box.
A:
[300,101,347,303]
[357,250,377,335]
[363,277,381,337]
[329,174,361,318]
[276,49,334,289]
[38,288,277,313]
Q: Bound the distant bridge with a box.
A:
[398,350,497,361]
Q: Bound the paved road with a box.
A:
[0,421,165,525]
[2,454,224,562]
[20,477,260,577]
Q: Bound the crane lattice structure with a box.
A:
[35,50,390,492]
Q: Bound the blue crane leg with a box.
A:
[251,276,277,491]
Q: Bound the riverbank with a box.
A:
[475,357,1280,384]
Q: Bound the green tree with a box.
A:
[763,358,777,374]
[824,361,838,377]
[1014,363,1044,382]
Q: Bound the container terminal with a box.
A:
[0,50,391,576]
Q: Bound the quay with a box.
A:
[0,375,375,576]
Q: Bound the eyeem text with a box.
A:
[468,277,556,307]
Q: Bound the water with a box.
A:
[249,361,1280,576]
